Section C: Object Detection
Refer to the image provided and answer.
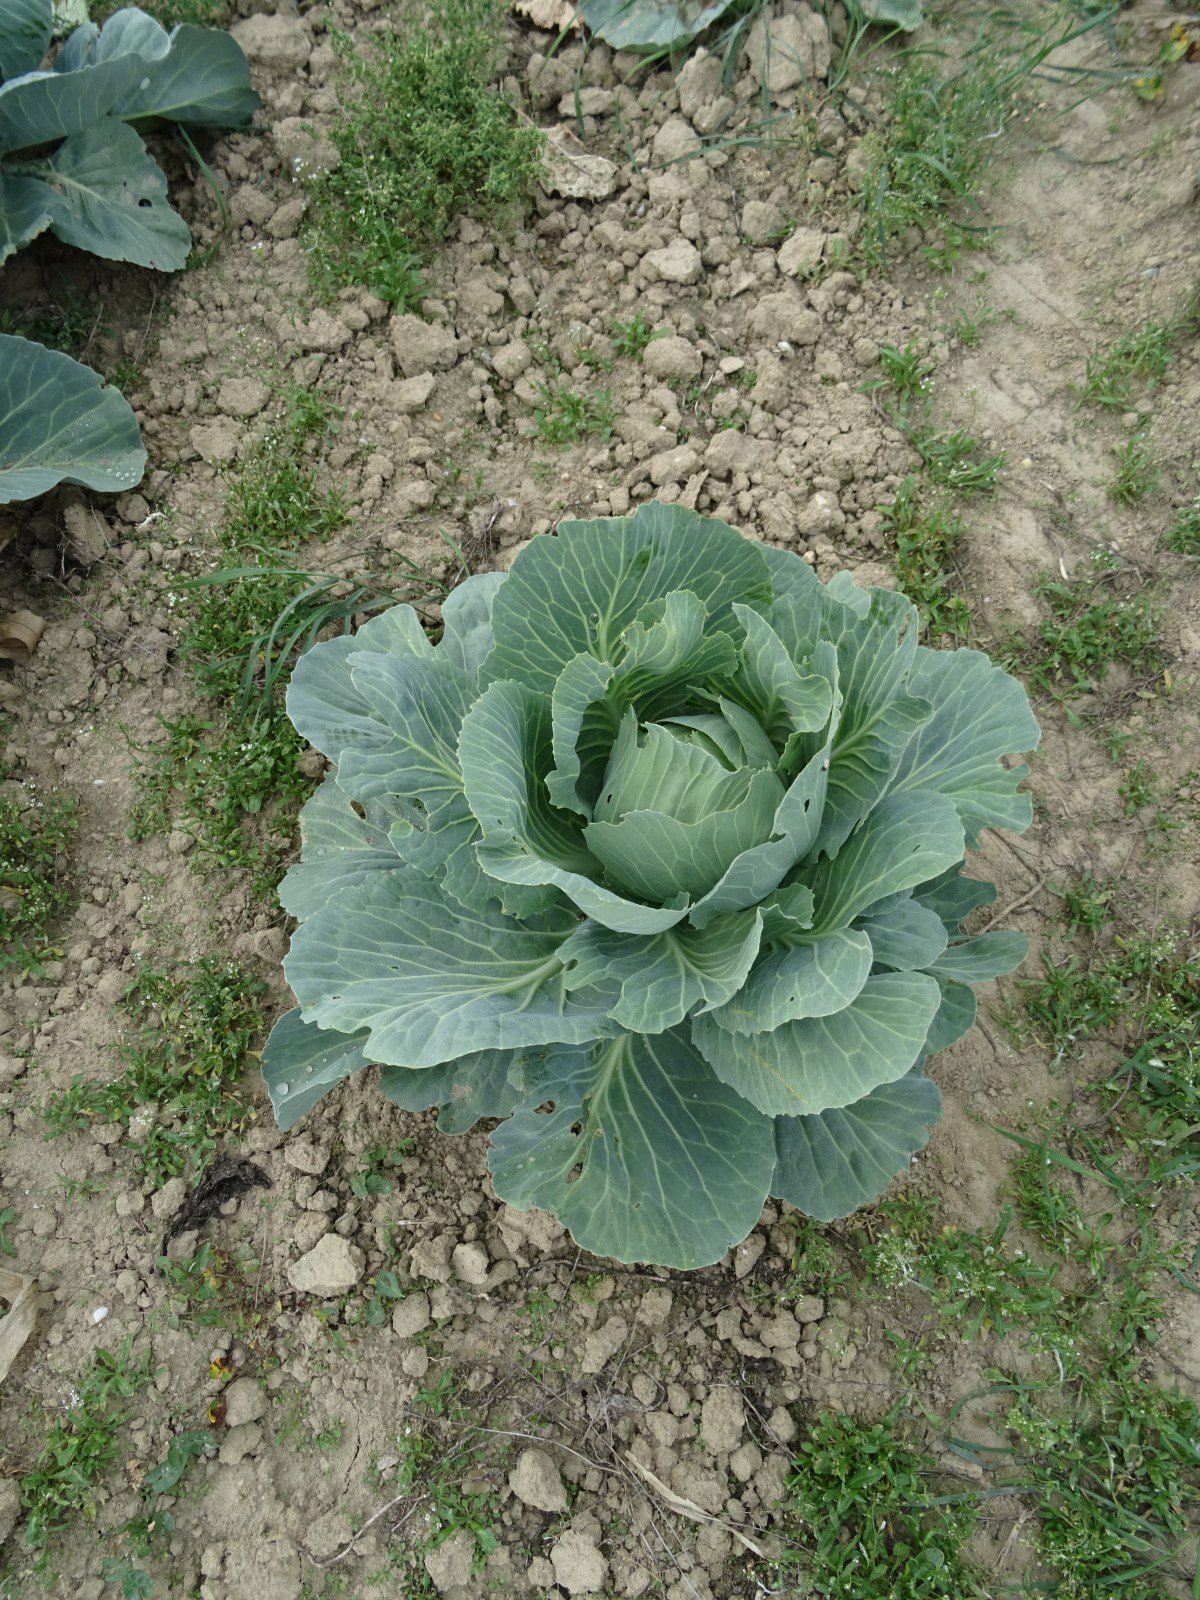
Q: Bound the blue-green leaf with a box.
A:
[817,587,933,854]
[560,908,762,1034]
[286,607,431,759]
[488,501,771,694]
[488,1029,775,1268]
[579,0,740,50]
[0,169,55,265]
[586,723,784,903]
[912,865,996,932]
[806,793,965,933]
[547,651,617,818]
[772,1068,941,1221]
[121,23,260,126]
[930,930,1027,983]
[888,646,1040,847]
[461,680,688,934]
[379,1049,527,1134]
[29,117,191,270]
[0,51,144,152]
[729,603,833,749]
[0,334,144,503]
[691,971,940,1117]
[706,929,872,1035]
[924,980,975,1054]
[285,870,614,1068]
[761,541,822,607]
[439,571,506,678]
[259,1008,371,1131]
[687,741,830,928]
[856,896,948,971]
[278,776,408,922]
[1,0,52,84]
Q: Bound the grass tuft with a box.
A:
[881,477,970,642]
[1079,287,1200,410]
[0,779,78,976]
[41,958,266,1187]
[1008,566,1163,701]
[19,1338,156,1551]
[1162,495,1200,555]
[781,1408,983,1597]
[1109,429,1161,505]
[306,0,543,307]
[129,382,446,893]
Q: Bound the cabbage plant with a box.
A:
[0,1,259,274]
[262,504,1038,1269]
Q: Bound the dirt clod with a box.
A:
[550,1528,609,1595]
[509,1445,569,1513]
[287,1232,364,1296]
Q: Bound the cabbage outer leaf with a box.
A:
[772,1068,941,1221]
[488,1029,775,1269]
[488,501,772,693]
[285,869,615,1067]
[260,1008,371,1132]
[692,971,941,1117]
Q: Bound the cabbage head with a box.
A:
[262,503,1039,1269]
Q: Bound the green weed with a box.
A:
[365,1369,501,1581]
[1110,430,1161,505]
[1054,871,1114,938]
[856,60,1005,269]
[866,1197,1062,1339]
[350,1143,410,1202]
[19,1337,157,1551]
[97,0,226,19]
[1079,287,1199,409]
[306,0,542,306]
[781,1410,982,1597]
[532,379,615,444]
[869,343,1004,496]
[41,958,265,1187]
[1162,495,1200,555]
[881,477,970,641]
[0,292,102,361]
[610,311,663,361]
[126,387,398,896]
[1010,569,1163,700]
[0,785,77,975]
[0,1205,16,1256]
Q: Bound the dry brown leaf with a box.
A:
[514,0,578,30]
[0,1267,38,1385]
[624,1453,766,1557]
[541,125,618,200]
[0,610,46,662]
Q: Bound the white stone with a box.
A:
[392,1290,432,1339]
[777,227,827,277]
[230,14,311,69]
[222,1377,267,1429]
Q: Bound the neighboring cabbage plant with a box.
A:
[0,0,258,502]
[575,0,922,54]
[262,504,1039,1269]
[0,333,145,501]
[0,0,259,273]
